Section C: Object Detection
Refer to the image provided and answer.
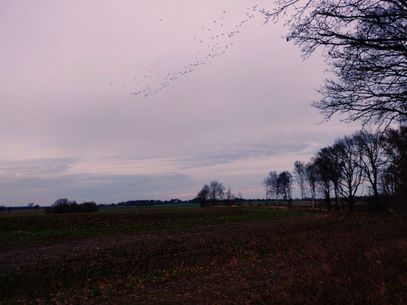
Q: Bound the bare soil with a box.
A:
[1,209,406,305]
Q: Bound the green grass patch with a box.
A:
[0,206,307,249]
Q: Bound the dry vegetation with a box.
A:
[1,207,406,305]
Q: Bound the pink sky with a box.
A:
[0,0,360,205]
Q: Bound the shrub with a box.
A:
[46,199,98,214]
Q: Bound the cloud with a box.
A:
[0,0,362,205]
[0,141,312,205]
[173,142,310,169]
[0,169,193,205]
[0,158,75,177]
[0,130,359,205]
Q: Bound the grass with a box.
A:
[1,206,406,305]
[0,206,307,249]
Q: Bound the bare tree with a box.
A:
[383,126,407,203]
[225,187,235,200]
[380,165,397,196]
[197,181,226,207]
[263,0,407,126]
[277,171,293,202]
[305,161,318,207]
[207,180,225,202]
[354,130,388,208]
[311,146,344,210]
[197,184,210,207]
[263,175,271,200]
[263,171,279,204]
[293,161,307,199]
[313,151,334,210]
[326,145,345,210]
[335,136,365,212]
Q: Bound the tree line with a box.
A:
[45,198,98,214]
[264,127,406,212]
[257,0,406,212]
[195,127,406,212]
[196,180,239,207]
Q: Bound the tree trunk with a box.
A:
[372,184,382,212]
[325,191,331,211]
[334,187,340,210]
[348,198,354,213]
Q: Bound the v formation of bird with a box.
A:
[110,5,262,99]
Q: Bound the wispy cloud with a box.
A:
[0,170,193,205]
[0,158,75,177]
[0,0,361,205]
[0,142,312,204]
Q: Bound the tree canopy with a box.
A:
[264,0,407,126]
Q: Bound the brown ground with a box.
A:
[1,212,406,305]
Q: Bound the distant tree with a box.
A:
[53,198,69,206]
[335,136,364,212]
[79,202,98,213]
[313,151,333,210]
[354,130,388,209]
[310,145,343,210]
[210,180,225,201]
[305,161,318,208]
[48,199,97,213]
[277,171,293,201]
[383,126,407,205]
[225,187,235,200]
[263,171,279,204]
[326,145,344,210]
[207,180,225,202]
[50,198,75,213]
[197,185,210,207]
[293,161,307,199]
[380,164,397,196]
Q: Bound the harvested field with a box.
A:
[1,207,406,305]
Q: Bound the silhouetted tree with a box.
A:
[278,171,293,202]
[313,151,333,210]
[294,161,307,199]
[197,185,210,207]
[354,130,388,209]
[263,171,278,203]
[326,144,344,210]
[51,198,77,213]
[383,126,407,205]
[305,161,318,208]
[312,145,344,210]
[53,198,70,206]
[48,199,97,213]
[79,202,98,212]
[335,136,364,212]
[380,164,397,196]
[207,180,225,202]
[225,187,235,200]
[263,0,407,126]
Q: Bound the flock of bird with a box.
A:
[111,5,263,99]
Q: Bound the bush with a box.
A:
[46,199,98,214]
[78,202,98,213]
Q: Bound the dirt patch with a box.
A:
[1,213,406,305]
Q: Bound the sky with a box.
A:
[0,0,361,205]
